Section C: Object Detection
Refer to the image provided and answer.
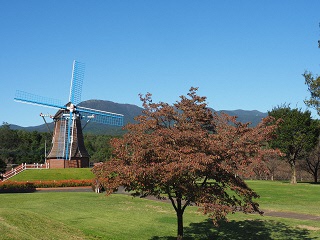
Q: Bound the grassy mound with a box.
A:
[8,168,94,181]
[2,169,94,191]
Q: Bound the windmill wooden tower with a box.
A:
[14,61,124,168]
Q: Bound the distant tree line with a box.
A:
[0,123,116,172]
[255,106,320,183]
[0,123,50,167]
[84,134,121,163]
[250,70,320,184]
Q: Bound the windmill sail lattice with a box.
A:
[14,60,124,168]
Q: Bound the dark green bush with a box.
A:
[1,179,92,192]
[0,181,36,193]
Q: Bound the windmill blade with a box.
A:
[69,60,85,105]
[78,106,124,126]
[14,90,65,109]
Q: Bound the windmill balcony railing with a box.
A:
[1,163,49,181]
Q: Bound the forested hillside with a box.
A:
[9,99,268,134]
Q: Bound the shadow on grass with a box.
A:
[151,219,313,240]
[305,182,320,185]
[285,181,320,185]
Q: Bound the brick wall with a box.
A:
[47,158,89,169]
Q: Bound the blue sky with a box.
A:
[1,1,320,127]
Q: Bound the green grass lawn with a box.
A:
[9,168,94,181]
[247,181,320,216]
[1,180,320,239]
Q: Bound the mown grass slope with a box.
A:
[247,181,320,215]
[1,191,320,240]
[1,181,320,239]
[9,168,94,181]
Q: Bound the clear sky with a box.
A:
[1,1,320,127]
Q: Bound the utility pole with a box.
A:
[45,139,47,162]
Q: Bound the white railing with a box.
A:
[23,163,49,170]
[1,163,49,182]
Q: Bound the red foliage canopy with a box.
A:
[92,87,280,237]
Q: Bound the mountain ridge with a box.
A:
[8,99,268,135]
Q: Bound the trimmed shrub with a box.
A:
[0,181,36,193]
[2,179,92,190]
[32,179,93,188]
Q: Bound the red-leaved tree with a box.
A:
[92,87,280,239]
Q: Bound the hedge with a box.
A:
[0,182,36,193]
[0,179,93,193]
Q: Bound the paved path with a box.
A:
[262,209,320,221]
[36,186,320,221]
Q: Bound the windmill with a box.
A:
[14,61,124,168]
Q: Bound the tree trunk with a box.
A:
[290,161,297,184]
[177,209,183,240]
[168,193,185,239]
[314,172,318,183]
